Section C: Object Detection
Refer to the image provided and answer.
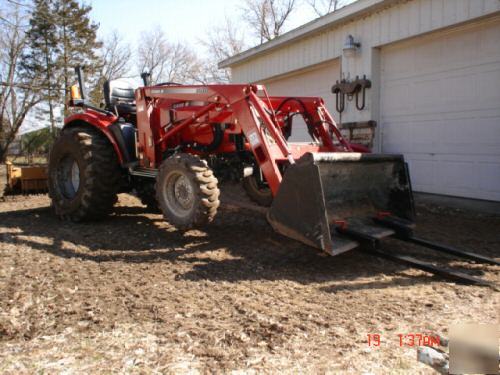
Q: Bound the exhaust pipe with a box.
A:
[74,66,88,101]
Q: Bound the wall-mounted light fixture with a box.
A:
[343,35,361,57]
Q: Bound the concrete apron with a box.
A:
[414,192,500,216]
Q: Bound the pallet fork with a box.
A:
[337,214,499,286]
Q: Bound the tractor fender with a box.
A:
[64,112,128,165]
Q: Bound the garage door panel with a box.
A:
[478,67,500,106]
[407,155,500,201]
[478,164,500,193]
[444,74,476,110]
[473,115,500,155]
[382,47,415,77]
[413,78,443,111]
[385,114,500,156]
[439,118,479,151]
[382,121,412,151]
[381,81,410,113]
[409,154,500,196]
[435,115,500,155]
[411,134,437,154]
[380,20,500,201]
[442,29,478,65]
[407,159,435,188]
[414,38,443,72]
[383,65,499,117]
[434,160,477,191]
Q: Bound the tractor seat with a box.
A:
[103,78,138,117]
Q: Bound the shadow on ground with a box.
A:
[0,198,497,291]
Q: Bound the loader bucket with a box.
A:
[267,153,415,255]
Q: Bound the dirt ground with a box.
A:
[0,193,498,373]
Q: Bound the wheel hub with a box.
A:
[163,171,195,217]
[173,175,194,209]
[57,155,80,199]
[70,160,80,192]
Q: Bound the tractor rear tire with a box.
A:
[155,154,219,229]
[48,126,122,221]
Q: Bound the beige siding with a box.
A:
[262,60,341,141]
[231,0,500,83]
[229,0,500,127]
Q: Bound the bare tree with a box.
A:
[198,18,246,83]
[100,30,132,81]
[306,0,346,16]
[241,0,296,44]
[136,27,201,85]
[0,3,42,162]
[90,30,133,104]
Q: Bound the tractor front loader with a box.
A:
[47,67,498,286]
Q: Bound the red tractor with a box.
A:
[47,67,499,284]
[47,67,411,256]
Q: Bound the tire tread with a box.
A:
[48,126,122,221]
[155,153,219,229]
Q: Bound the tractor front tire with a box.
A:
[242,174,273,207]
[48,126,122,221]
[156,154,219,229]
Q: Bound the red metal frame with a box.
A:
[64,110,123,162]
[134,84,363,195]
[66,83,367,196]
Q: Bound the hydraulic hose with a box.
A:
[190,123,225,153]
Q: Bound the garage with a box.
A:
[262,60,340,140]
[380,19,500,201]
[220,0,500,202]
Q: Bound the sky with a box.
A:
[88,0,321,51]
[20,0,356,133]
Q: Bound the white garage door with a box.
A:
[263,59,340,141]
[380,19,500,201]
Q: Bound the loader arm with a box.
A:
[135,84,285,193]
[134,84,349,194]
[134,82,414,255]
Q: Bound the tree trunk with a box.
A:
[0,148,7,163]
[0,131,16,163]
[0,117,5,162]
[44,38,57,139]
[62,16,69,117]
[48,99,56,139]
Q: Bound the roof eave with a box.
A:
[219,0,395,69]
